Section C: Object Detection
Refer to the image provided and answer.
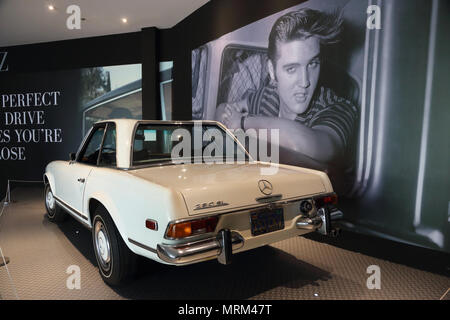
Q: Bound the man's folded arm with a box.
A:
[244,116,343,165]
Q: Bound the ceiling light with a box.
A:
[121,18,128,24]
[48,5,55,11]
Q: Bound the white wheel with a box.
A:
[94,219,112,273]
[92,206,137,286]
[44,184,66,222]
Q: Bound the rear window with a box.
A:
[131,123,249,167]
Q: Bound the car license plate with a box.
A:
[250,208,284,236]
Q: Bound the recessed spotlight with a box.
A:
[48,5,55,11]
[121,18,128,24]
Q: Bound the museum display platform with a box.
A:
[1,186,449,300]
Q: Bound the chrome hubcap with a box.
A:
[46,190,55,211]
[95,221,111,269]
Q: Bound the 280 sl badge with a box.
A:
[194,200,229,211]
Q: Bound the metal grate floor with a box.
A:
[1,186,449,300]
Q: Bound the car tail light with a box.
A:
[314,193,338,208]
[166,216,219,239]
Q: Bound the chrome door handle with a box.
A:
[77,178,85,183]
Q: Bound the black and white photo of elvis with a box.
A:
[193,5,362,195]
[191,0,450,252]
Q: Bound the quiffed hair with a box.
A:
[268,8,343,62]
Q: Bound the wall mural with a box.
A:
[0,64,141,196]
[160,61,173,121]
[192,0,450,252]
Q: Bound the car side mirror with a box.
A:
[69,153,76,161]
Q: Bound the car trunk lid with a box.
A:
[128,162,327,216]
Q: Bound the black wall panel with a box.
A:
[141,27,160,120]
[0,32,142,74]
[0,32,146,199]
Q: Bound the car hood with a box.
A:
[127,162,328,216]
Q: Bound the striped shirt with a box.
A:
[246,84,358,151]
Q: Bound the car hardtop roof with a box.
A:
[95,119,223,127]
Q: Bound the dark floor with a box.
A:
[0,186,449,300]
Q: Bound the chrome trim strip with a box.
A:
[128,238,157,254]
[126,161,179,170]
[54,197,91,230]
[255,194,282,203]
[54,196,88,221]
[127,159,253,171]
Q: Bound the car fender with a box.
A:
[86,192,129,249]
[43,166,57,194]
[274,162,334,193]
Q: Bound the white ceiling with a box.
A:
[0,0,209,47]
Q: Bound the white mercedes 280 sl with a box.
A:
[44,119,342,285]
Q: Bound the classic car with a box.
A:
[44,119,343,285]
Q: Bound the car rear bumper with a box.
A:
[156,208,343,265]
[296,209,343,233]
[157,231,244,265]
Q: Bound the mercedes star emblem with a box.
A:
[258,180,273,195]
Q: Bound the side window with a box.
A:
[217,46,269,107]
[132,128,157,164]
[192,46,208,120]
[99,124,117,167]
[78,126,106,165]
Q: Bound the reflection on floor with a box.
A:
[1,186,449,300]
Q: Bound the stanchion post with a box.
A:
[4,180,11,205]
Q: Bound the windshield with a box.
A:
[132,123,250,167]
